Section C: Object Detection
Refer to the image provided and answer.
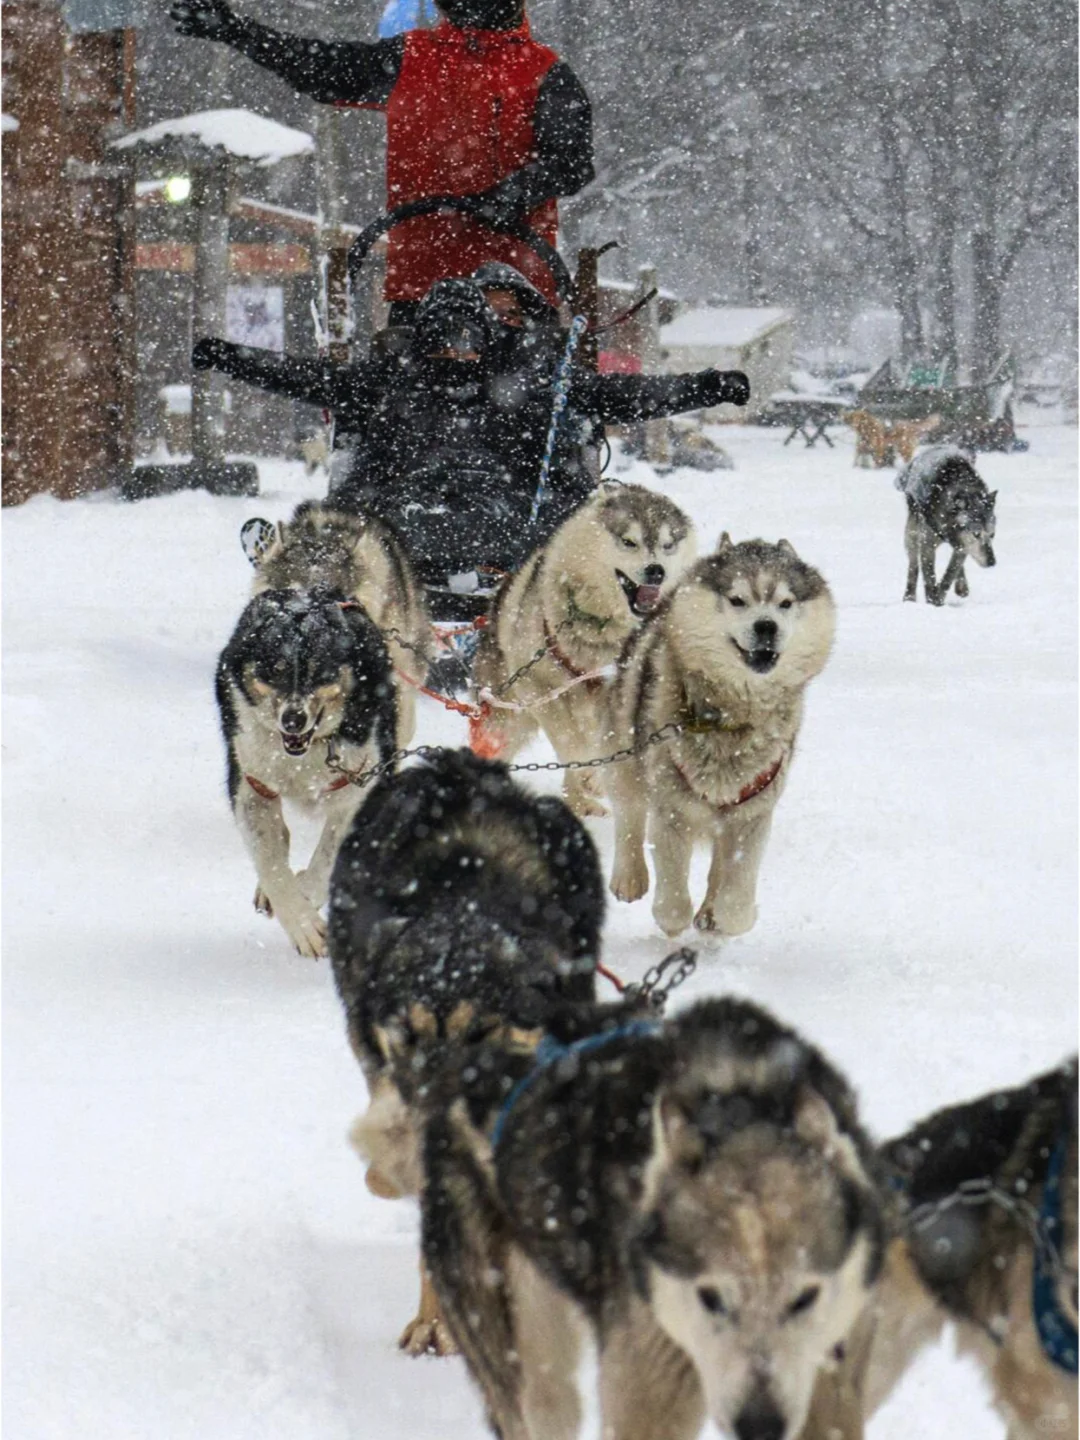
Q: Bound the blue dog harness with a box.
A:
[491,1019,661,1150]
[1033,1136,1078,1374]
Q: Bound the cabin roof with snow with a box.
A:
[112,110,314,167]
[660,305,792,350]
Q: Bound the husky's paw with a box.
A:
[610,854,649,903]
[902,590,916,603]
[398,1314,459,1358]
[926,587,945,607]
[279,905,327,959]
[698,900,757,937]
[253,886,273,917]
[294,868,328,910]
[653,896,694,937]
[954,573,969,597]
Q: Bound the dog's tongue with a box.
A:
[635,584,663,613]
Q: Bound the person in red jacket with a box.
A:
[170,0,594,320]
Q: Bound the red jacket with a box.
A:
[382,20,560,304]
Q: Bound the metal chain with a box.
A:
[624,947,698,1012]
[494,618,577,697]
[324,721,689,791]
[903,1178,1072,1282]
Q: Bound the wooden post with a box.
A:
[575,246,600,372]
[639,264,670,466]
[315,106,352,364]
[190,155,231,464]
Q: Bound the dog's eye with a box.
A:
[662,540,676,553]
[778,599,793,611]
[621,537,638,550]
[728,596,747,608]
[697,1286,727,1317]
[787,1285,820,1318]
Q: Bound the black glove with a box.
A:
[170,0,237,40]
[468,185,527,232]
[706,370,751,407]
[192,337,233,371]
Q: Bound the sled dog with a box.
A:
[423,995,887,1440]
[845,410,940,469]
[246,501,431,742]
[860,1059,1078,1440]
[328,748,608,1354]
[473,483,696,817]
[215,586,397,957]
[896,445,998,605]
[607,535,835,937]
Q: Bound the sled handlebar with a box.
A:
[346,196,577,306]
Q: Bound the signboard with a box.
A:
[226,285,285,352]
[62,0,152,33]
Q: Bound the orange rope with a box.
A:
[596,961,627,993]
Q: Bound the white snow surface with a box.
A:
[113,109,314,165]
[661,305,792,349]
[5,423,1076,1438]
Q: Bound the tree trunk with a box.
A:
[970,228,1002,380]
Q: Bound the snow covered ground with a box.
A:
[5,421,1076,1438]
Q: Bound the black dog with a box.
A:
[897,446,998,605]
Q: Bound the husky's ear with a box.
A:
[656,1093,706,1169]
[794,1088,868,1184]
[777,538,798,559]
[716,531,734,555]
[989,491,998,503]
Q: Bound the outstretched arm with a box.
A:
[170,0,403,104]
[570,369,751,425]
[192,338,379,419]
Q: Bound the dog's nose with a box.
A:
[643,563,665,586]
[984,545,996,567]
[733,1391,786,1440]
[753,618,778,643]
[280,706,309,734]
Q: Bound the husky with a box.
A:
[215,586,397,957]
[422,995,887,1440]
[606,535,835,938]
[858,1059,1078,1440]
[473,483,696,818]
[327,748,609,1355]
[897,445,998,605]
[244,501,431,742]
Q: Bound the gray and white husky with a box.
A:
[246,501,431,742]
[422,996,887,1440]
[607,535,836,937]
[473,483,696,817]
[897,446,998,605]
[215,586,397,957]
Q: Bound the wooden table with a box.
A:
[768,396,852,448]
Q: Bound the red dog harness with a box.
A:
[671,752,785,814]
[245,774,352,801]
[542,618,605,694]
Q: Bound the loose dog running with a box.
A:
[242,500,431,741]
[860,1058,1078,1440]
[607,536,835,937]
[422,995,887,1440]
[473,483,696,818]
[327,748,610,1354]
[215,586,397,957]
[896,445,998,605]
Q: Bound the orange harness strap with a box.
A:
[671,753,784,814]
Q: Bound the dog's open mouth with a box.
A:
[280,726,317,756]
[734,641,779,674]
[616,570,663,617]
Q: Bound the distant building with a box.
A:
[659,306,794,420]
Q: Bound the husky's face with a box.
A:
[669,536,835,688]
[244,665,352,756]
[593,487,696,617]
[238,592,358,757]
[956,492,997,568]
[639,1094,880,1440]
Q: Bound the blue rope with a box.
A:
[1033,1135,1078,1374]
[529,314,588,527]
[491,1018,661,1150]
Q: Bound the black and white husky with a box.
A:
[215,586,397,957]
[897,445,998,605]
